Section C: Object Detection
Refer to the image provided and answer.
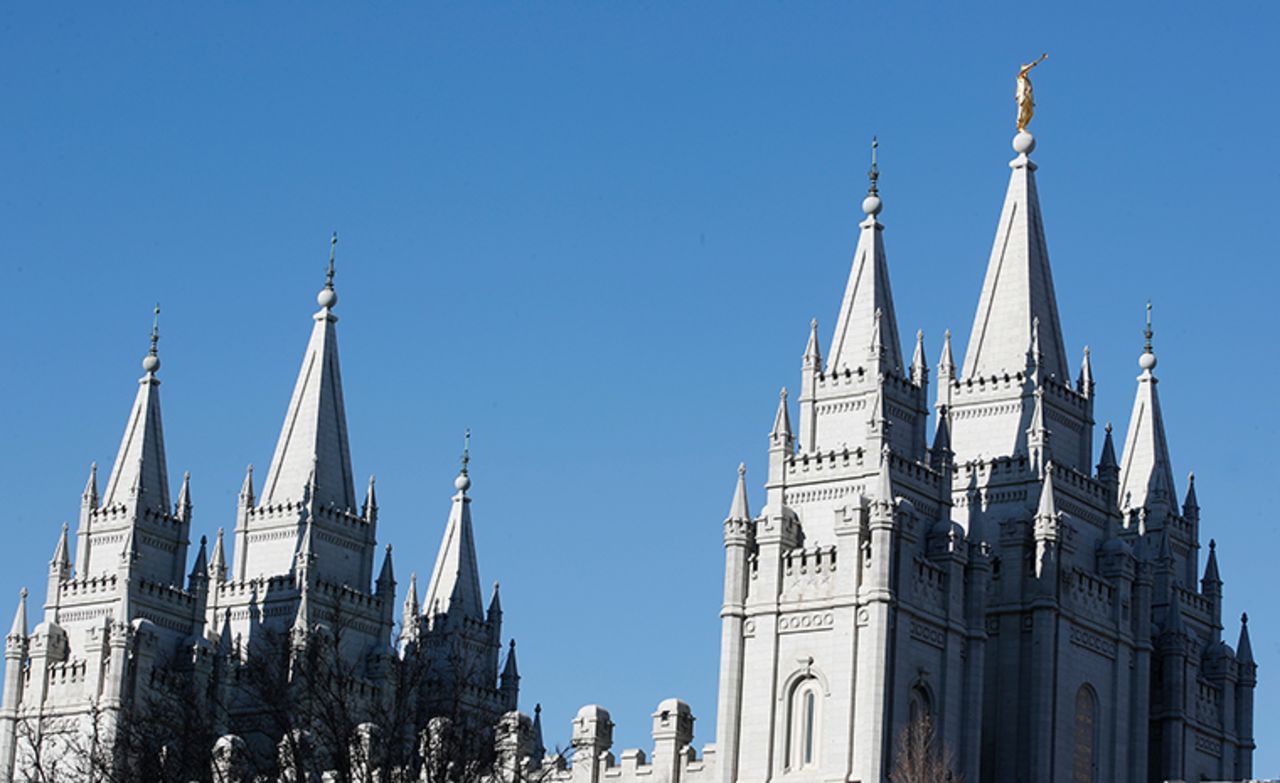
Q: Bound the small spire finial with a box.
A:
[142,303,162,374]
[454,429,472,493]
[1139,301,1157,371]
[738,462,746,477]
[868,136,879,196]
[326,232,338,290]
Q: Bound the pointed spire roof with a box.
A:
[363,475,378,520]
[219,607,234,653]
[875,447,894,507]
[1183,472,1200,517]
[423,442,484,622]
[488,581,502,617]
[7,588,27,642]
[727,463,751,521]
[209,528,227,581]
[403,572,420,619]
[827,141,903,376]
[532,703,546,758]
[962,133,1069,382]
[502,639,519,681]
[937,329,955,377]
[377,544,395,590]
[1237,613,1254,664]
[261,236,356,511]
[931,406,953,456]
[1202,539,1222,586]
[770,388,792,443]
[1036,469,1058,520]
[51,523,71,572]
[190,535,209,580]
[910,330,927,385]
[1098,423,1118,473]
[1077,346,1094,396]
[176,471,192,514]
[102,307,171,514]
[82,462,99,508]
[1118,305,1177,512]
[238,464,255,507]
[803,319,822,368]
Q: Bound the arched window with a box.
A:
[1072,685,1097,783]
[908,684,932,727]
[786,678,822,771]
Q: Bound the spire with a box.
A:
[962,131,1069,382]
[51,522,71,574]
[501,638,520,682]
[910,330,928,386]
[488,581,502,620]
[423,438,484,622]
[1237,613,1254,664]
[1077,346,1094,397]
[1035,469,1058,521]
[931,406,953,465]
[500,638,520,710]
[1027,387,1051,471]
[376,544,395,594]
[362,475,378,521]
[803,318,822,369]
[403,572,420,620]
[1202,539,1222,588]
[1183,472,1200,520]
[238,464,255,507]
[827,140,903,376]
[209,528,227,582]
[937,329,955,378]
[101,307,171,514]
[532,703,546,760]
[874,447,894,509]
[260,236,356,510]
[176,471,192,516]
[82,462,99,509]
[218,607,234,654]
[7,589,27,643]
[1117,304,1176,512]
[727,463,751,521]
[770,388,792,447]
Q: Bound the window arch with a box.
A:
[785,677,822,771]
[907,684,933,728]
[1072,684,1098,783]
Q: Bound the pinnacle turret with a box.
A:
[82,462,99,509]
[910,330,927,386]
[1077,346,1094,397]
[770,388,792,448]
[363,475,378,522]
[1202,539,1222,588]
[101,309,172,515]
[1117,304,1177,514]
[376,544,395,594]
[803,319,821,369]
[238,464,255,507]
[1237,613,1254,665]
[423,443,484,622]
[727,464,751,522]
[6,589,27,647]
[176,471,192,517]
[209,528,227,583]
[50,523,71,576]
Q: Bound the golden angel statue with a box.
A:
[1016,53,1048,132]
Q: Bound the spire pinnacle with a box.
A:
[727,463,751,521]
[867,137,880,196]
[51,522,71,573]
[377,544,395,592]
[803,318,822,368]
[455,429,472,494]
[1036,468,1058,520]
[143,303,161,374]
[403,572,420,619]
[829,168,901,375]
[82,462,99,508]
[424,465,484,621]
[209,527,227,582]
[1077,345,1094,396]
[1202,538,1222,587]
[875,446,894,508]
[1139,300,1157,372]
[911,329,927,385]
[1118,310,1176,512]
[1238,613,1254,664]
[7,588,28,643]
[317,232,338,310]
[239,464,255,507]
[770,388,793,446]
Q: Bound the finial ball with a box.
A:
[1013,132,1036,155]
[861,194,882,217]
[1138,350,1157,371]
[142,354,161,374]
[454,473,472,492]
[317,288,338,309]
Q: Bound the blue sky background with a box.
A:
[3,1,1278,773]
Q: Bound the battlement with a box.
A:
[549,701,716,783]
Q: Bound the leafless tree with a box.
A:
[888,711,962,783]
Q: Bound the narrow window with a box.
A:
[1072,685,1097,783]
[803,690,816,765]
[787,678,821,771]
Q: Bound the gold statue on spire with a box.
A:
[1016,53,1048,132]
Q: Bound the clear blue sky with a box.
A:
[3,1,1277,773]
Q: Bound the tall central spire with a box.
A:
[261,234,356,510]
[101,304,171,514]
[826,138,904,376]
[961,131,1069,382]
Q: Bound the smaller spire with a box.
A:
[488,580,502,619]
[869,308,885,361]
[1077,346,1094,397]
[910,330,927,386]
[803,319,822,369]
[727,463,751,521]
[1237,613,1254,664]
[937,329,955,377]
[403,572,420,619]
[219,607,234,654]
[363,475,378,521]
[209,528,227,583]
[376,544,395,593]
[501,638,520,681]
[1183,472,1200,519]
[120,525,140,567]
[176,471,192,515]
[532,703,546,759]
[239,464,255,507]
[1098,423,1118,473]
[317,232,339,310]
[189,535,209,588]
[931,406,953,460]
[1036,469,1058,521]
[82,462,99,508]
[770,388,793,446]
[1202,539,1222,587]
[51,522,71,574]
[142,303,161,375]
[7,588,28,643]
[875,446,894,509]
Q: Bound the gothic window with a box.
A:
[908,684,932,727]
[786,677,822,771]
[1072,684,1097,783]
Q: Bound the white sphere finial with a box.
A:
[1013,132,1036,155]
[454,472,471,492]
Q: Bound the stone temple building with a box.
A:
[0,122,1262,783]
[531,129,1259,783]
[0,242,525,780]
